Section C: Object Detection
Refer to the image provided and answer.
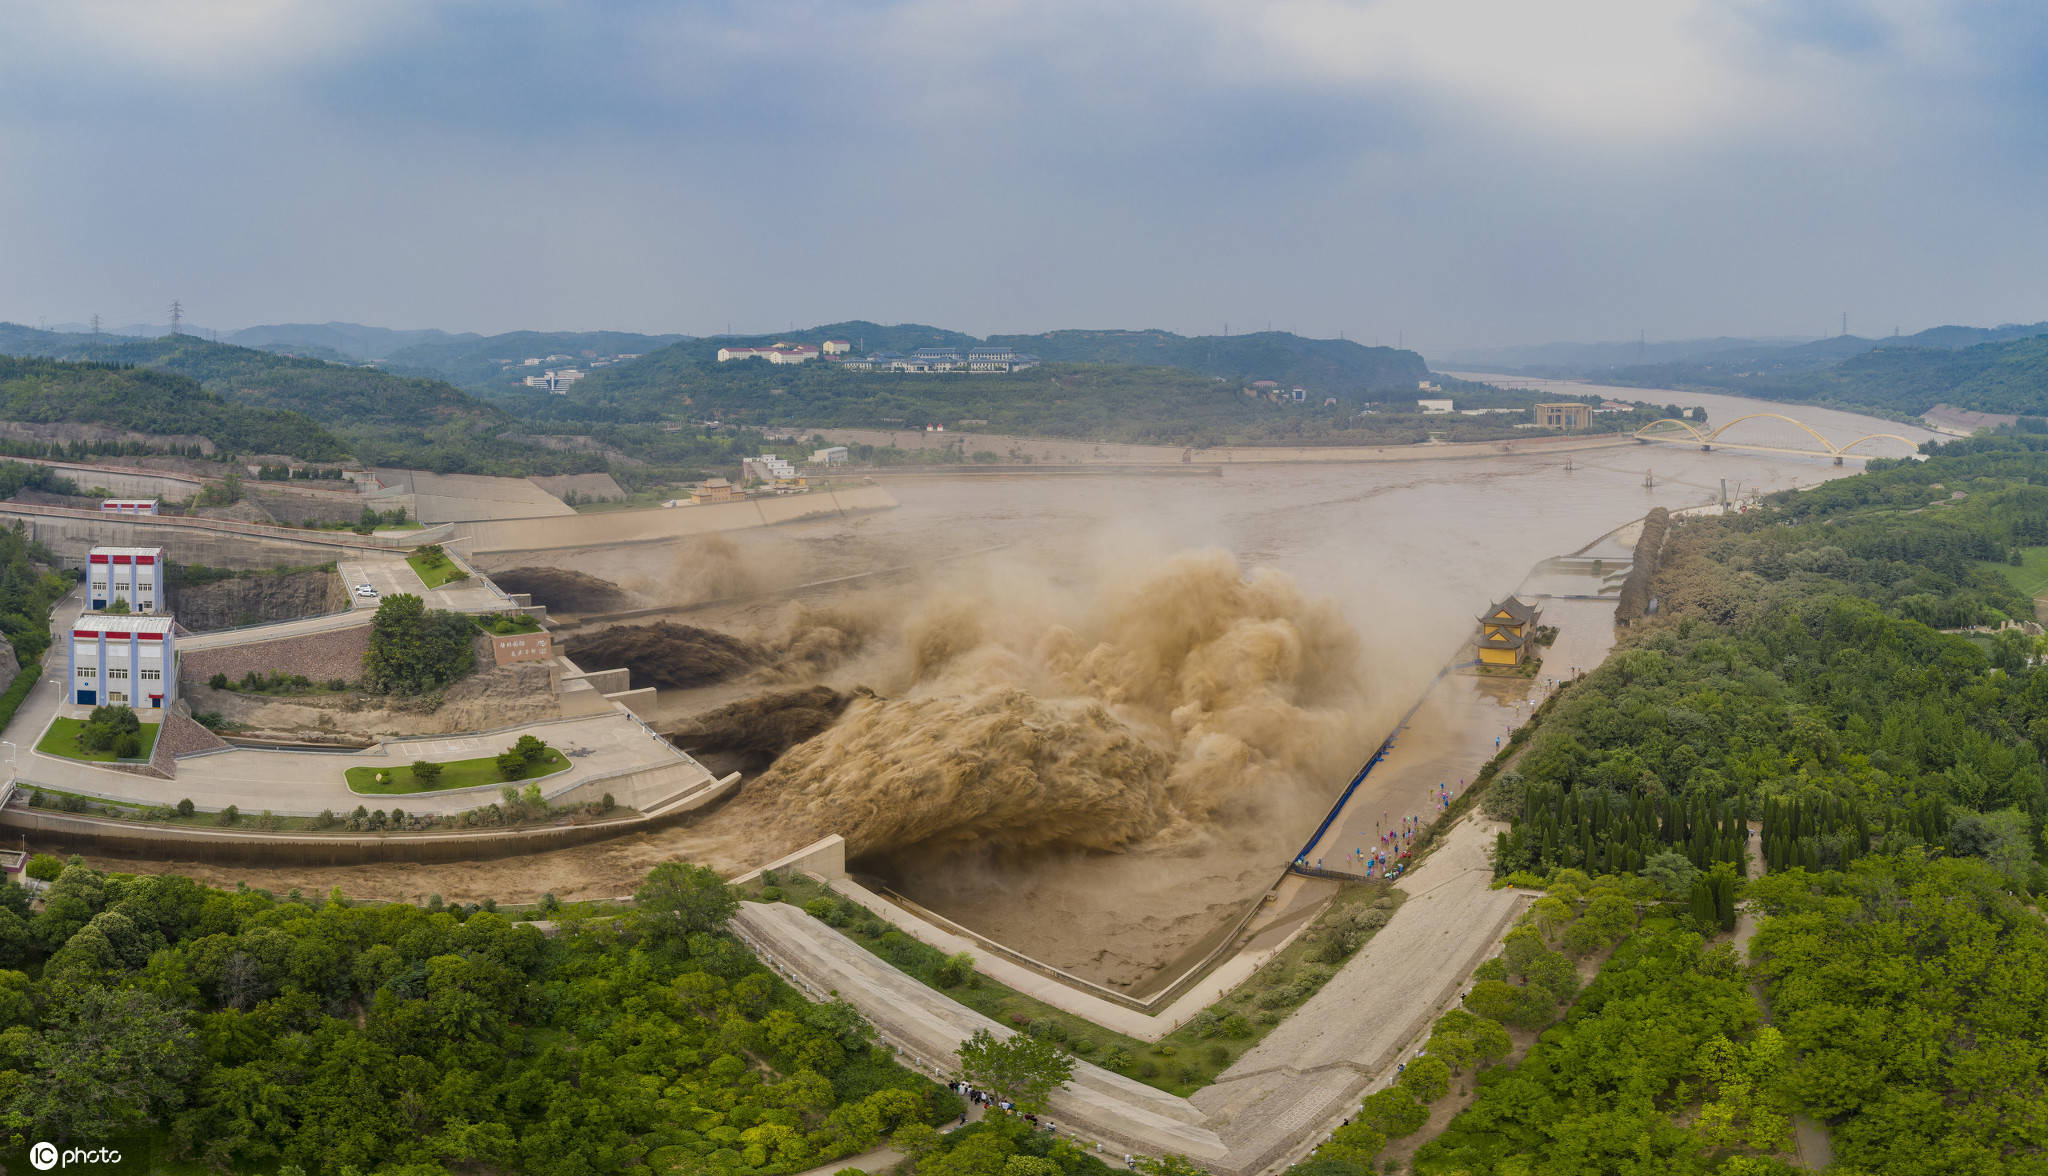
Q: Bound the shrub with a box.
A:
[539,892,561,914]
[1102,1047,1132,1072]
[803,897,835,920]
[934,950,977,988]
[23,853,63,882]
[390,808,405,825]
[600,792,616,811]
[216,804,239,826]
[176,798,195,818]
[759,886,782,903]
[112,732,141,759]
[208,672,229,690]
[1206,1043,1230,1066]
[312,809,337,829]
[411,760,443,785]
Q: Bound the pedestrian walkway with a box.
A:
[736,815,1525,1176]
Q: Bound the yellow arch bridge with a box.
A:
[1632,413,1922,464]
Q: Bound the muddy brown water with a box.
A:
[103,397,1933,989]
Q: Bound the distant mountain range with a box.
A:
[1442,322,2048,383]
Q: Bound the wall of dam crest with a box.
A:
[448,484,900,554]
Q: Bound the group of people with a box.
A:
[946,1080,1056,1133]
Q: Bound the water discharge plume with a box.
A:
[670,684,859,758]
[726,549,1377,862]
[667,533,759,605]
[562,622,769,689]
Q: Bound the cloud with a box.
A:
[0,0,2043,343]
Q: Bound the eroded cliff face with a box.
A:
[168,569,348,632]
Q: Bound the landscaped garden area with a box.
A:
[474,611,542,635]
[405,543,469,588]
[36,706,159,762]
[345,733,569,794]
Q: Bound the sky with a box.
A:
[3,0,2046,356]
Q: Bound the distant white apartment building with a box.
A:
[741,454,806,486]
[1418,399,1455,414]
[822,340,852,355]
[68,614,177,709]
[523,368,586,393]
[718,343,820,365]
[100,499,159,516]
[87,546,165,612]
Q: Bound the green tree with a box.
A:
[10,985,199,1143]
[362,593,474,695]
[410,760,443,785]
[1136,1156,1212,1176]
[1397,1054,1452,1103]
[634,862,739,946]
[955,1027,1076,1114]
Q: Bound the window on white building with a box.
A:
[76,666,94,679]
[109,691,127,704]
[108,667,128,679]
[91,581,106,592]
[138,599,152,610]
[139,668,161,681]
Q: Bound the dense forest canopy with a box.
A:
[0,356,345,461]
[0,863,961,1174]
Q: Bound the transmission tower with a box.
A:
[169,299,183,336]
[89,313,101,338]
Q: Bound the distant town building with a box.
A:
[741,454,806,489]
[68,613,177,709]
[1535,402,1593,429]
[1475,595,1541,669]
[100,499,159,516]
[1417,399,1455,414]
[689,477,744,505]
[718,343,820,365]
[810,446,849,466]
[822,340,853,355]
[523,368,586,393]
[1419,380,1442,392]
[87,546,164,612]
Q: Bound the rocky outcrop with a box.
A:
[169,569,349,632]
[0,638,18,698]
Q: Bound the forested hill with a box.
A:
[0,326,499,434]
[599,323,1429,397]
[986,328,1428,391]
[1502,323,2048,421]
[0,356,346,460]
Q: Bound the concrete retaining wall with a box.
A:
[0,782,729,867]
[446,485,899,554]
[0,503,418,571]
[180,625,373,689]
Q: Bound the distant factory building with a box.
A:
[99,499,159,516]
[68,613,177,709]
[1475,596,1541,669]
[87,546,164,612]
[1417,399,1454,414]
[810,446,849,466]
[1535,402,1593,429]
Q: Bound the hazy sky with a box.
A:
[4,0,2046,354]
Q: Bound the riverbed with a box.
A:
[124,390,1935,989]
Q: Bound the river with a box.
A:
[161,389,1932,987]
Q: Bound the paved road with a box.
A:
[1192,818,1528,1175]
[13,710,707,816]
[736,815,1525,1176]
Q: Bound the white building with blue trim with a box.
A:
[87,546,165,612]
[67,614,177,709]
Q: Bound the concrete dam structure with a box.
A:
[446,484,900,555]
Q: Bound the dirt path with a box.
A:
[1735,823,1834,1172]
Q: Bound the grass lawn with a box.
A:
[406,548,469,589]
[1983,545,2048,600]
[36,717,159,762]
[346,747,571,795]
[475,612,542,635]
[741,871,1403,1096]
